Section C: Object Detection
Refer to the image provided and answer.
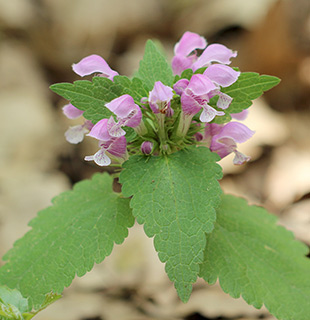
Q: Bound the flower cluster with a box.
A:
[63,31,254,166]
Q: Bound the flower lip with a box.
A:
[203,64,240,88]
[72,54,119,80]
[172,31,207,75]
[192,44,237,71]
[62,103,84,119]
[174,31,207,56]
[105,94,142,128]
[87,118,111,141]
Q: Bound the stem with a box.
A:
[155,113,170,153]
[175,111,193,141]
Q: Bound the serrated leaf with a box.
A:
[222,72,280,114]
[135,40,174,91]
[0,173,134,309]
[50,78,122,123]
[200,194,310,320]
[113,76,149,103]
[120,146,223,302]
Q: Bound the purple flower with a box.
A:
[231,109,249,120]
[64,120,94,144]
[192,44,237,72]
[148,81,174,115]
[179,74,225,123]
[172,31,207,75]
[62,103,84,119]
[203,64,240,88]
[84,136,127,167]
[62,103,93,144]
[173,78,189,96]
[202,64,240,110]
[141,141,154,155]
[87,118,112,141]
[72,54,119,80]
[205,122,255,165]
[105,94,142,137]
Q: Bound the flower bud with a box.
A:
[141,141,153,155]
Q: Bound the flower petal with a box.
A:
[192,44,237,71]
[65,125,88,144]
[72,54,118,80]
[217,92,233,109]
[173,78,189,95]
[107,117,126,137]
[199,105,225,123]
[171,55,194,76]
[149,81,173,114]
[216,122,255,143]
[62,103,84,119]
[231,109,249,120]
[233,150,251,165]
[181,90,201,116]
[106,94,137,118]
[203,64,240,87]
[105,136,127,158]
[87,118,111,141]
[85,148,111,166]
[211,137,237,158]
[187,74,217,96]
[174,31,207,56]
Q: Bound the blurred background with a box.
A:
[0,0,310,319]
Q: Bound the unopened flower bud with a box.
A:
[141,141,153,155]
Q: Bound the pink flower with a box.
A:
[172,31,207,75]
[148,81,174,115]
[72,54,119,80]
[62,103,94,144]
[178,74,225,123]
[87,118,111,141]
[192,44,237,72]
[171,31,237,75]
[62,103,84,119]
[105,95,142,137]
[231,109,249,121]
[64,120,94,144]
[85,136,127,167]
[203,64,240,88]
[205,122,255,165]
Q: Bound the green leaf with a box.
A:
[222,72,280,114]
[50,78,122,123]
[200,194,310,320]
[120,146,223,302]
[0,286,29,319]
[0,287,28,314]
[0,173,134,309]
[113,76,149,103]
[135,40,174,91]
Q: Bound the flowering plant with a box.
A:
[0,32,309,320]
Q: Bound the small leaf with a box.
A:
[136,40,174,91]
[222,72,280,114]
[120,146,223,302]
[0,173,134,309]
[200,194,310,320]
[0,286,29,319]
